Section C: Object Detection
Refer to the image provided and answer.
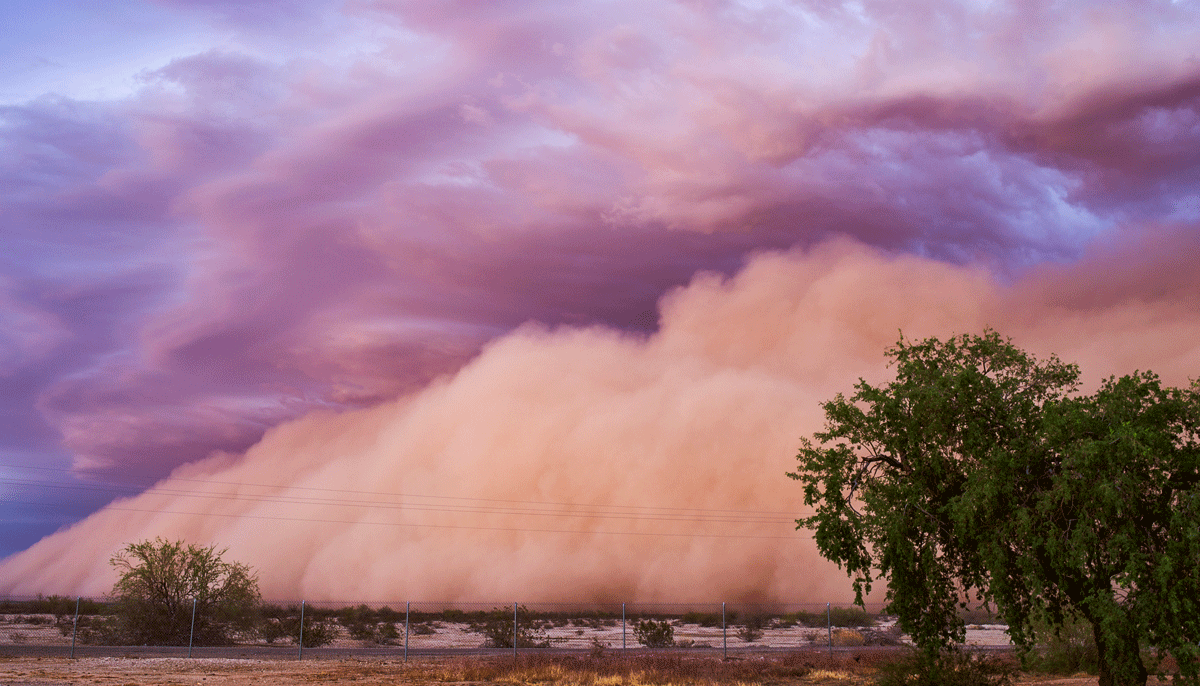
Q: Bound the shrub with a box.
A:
[52,614,118,645]
[279,615,336,648]
[256,618,289,644]
[1024,614,1098,675]
[410,622,436,635]
[375,622,400,644]
[831,628,865,646]
[340,607,396,643]
[876,650,1015,686]
[862,624,905,646]
[737,615,765,643]
[470,606,550,648]
[680,611,724,627]
[633,619,674,648]
[788,606,875,628]
[590,637,608,658]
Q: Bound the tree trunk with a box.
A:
[1094,619,1148,686]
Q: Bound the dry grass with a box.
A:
[411,652,884,685]
[0,651,1112,686]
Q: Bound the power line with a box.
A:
[0,463,814,521]
[3,499,814,540]
[1,477,803,525]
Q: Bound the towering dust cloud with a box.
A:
[2,237,1198,602]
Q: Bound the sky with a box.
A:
[0,0,1199,603]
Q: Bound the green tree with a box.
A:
[109,538,261,646]
[789,331,1200,686]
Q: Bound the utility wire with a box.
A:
[3,499,814,540]
[0,463,813,521]
[1,477,803,525]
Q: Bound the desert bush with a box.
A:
[875,650,1015,686]
[589,637,608,657]
[410,621,437,635]
[2,595,106,617]
[832,628,866,646]
[862,624,905,646]
[680,611,724,627]
[54,615,72,637]
[470,606,550,648]
[787,606,875,628]
[256,618,289,644]
[633,619,674,647]
[375,606,402,623]
[737,615,765,642]
[375,622,400,644]
[52,614,118,644]
[278,615,336,648]
[340,607,398,643]
[1023,614,1098,675]
[570,616,619,629]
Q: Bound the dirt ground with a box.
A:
[0,654,1104,686]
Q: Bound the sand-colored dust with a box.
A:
[5,233,1200,605]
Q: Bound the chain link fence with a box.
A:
[0,596,919,659]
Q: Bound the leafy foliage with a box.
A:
[875,650,1016,686]
[108,538,260,646]
[736,615,764,642]
[255,617,290,644]
[0,595,108,617]
[680,610,725,627]
[339,604,400,644]
[471,605,551,648]
[286,615,337,647]
[632,619,675,647]
[790,331,1200,686]
[1025,613,1098,675]
[783,606,876,628]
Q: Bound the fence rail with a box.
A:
[0,596,931,659]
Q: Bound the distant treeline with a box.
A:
[3,595,998,628]
[0,595,110,616]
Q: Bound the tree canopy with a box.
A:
[789,331,1200,686]
[109,538,261,646]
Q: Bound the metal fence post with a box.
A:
[513,602,518,658]
[827,602,832,654]
[298,601,306,661]
[621,603,625,652]
[188,597,197,658]
[404,601,410,662]
[70,596,79,659]
[722,602,727,659]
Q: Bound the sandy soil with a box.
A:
[0,655,1104,686]
[6,614,1107,686]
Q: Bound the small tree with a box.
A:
[109,538,260,646]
